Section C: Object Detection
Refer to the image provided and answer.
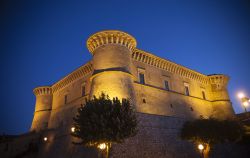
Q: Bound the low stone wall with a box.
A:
[0,132,41,158]
[1,113,249,158]
[39,113,197,158]
[110,113,198,158]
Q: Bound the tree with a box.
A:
[72,93,138,158]
[181,118,244,158]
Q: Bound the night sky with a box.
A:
[1,0,250,134]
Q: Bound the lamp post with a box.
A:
[238,92,250,113]
[198,144,204,158]
[98,143,109,158]
[98,143,106,150]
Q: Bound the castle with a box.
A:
[30,30,235,158]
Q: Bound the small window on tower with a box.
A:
[64,95,68,104]
[139,73,145,84]
[164,80,170,91]
[82,84,86,97]
[202,91,206,100]
[138,68,145,84]
[185,86,190,96]
[162,75,171,91]
[170,104,173,108]
[44,122,48,128]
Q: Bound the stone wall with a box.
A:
[2,113,249,158]
[0,132,41,158]
[111,112,199,158]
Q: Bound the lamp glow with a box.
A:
[71,127,75,133]
[198,144,204,150]
[243,101,249,107]
[238,92,245,99]
[98,143,106,150]
[43,137,48,142]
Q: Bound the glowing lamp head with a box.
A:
[71,127,75,133]
[238,92,245,99]
[43,137,48,142]
[243,101,249,107]
[198,144,204,150]
[98,143,106,150]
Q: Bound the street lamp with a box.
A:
[198,144,204,150]
[43,137,48,142]
[238,92,245,99]
[198,144,204,158]
[98,143,106,150]
[71,127,75,133]
[237,92,249,113]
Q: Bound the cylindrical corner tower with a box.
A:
[208,74,230,100]
[87,30,137,102]
[30,86,52,131]
[208,74,235,119]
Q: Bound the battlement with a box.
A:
[208,74,229,91]
[208,74,229,84]
[51,61,92,93]
[132,49,209,84]
[33,86,52,96]
[86,30,137,53]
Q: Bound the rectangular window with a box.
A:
[64,95,68,104]
[202,91,206,100]
[43,122,48,128]
[185,86,189,96]
[82,85,85,97]
[164,80,170,91]
[139,73,145,84]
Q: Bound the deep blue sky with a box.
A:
[1,0,250,134]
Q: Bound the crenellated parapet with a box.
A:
[33,86,52,96]
[52,61,93,93]
[208,74,229,91]
[86,30,137,53]
[132,49,209,84]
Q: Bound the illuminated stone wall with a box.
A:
[111,113,199,158]
[31,87,52,131]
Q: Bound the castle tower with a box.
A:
[208,74,235,119]
[87,30,137,102]
[30,86,52,131]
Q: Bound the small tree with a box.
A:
[181,118,244,158]
[72,93,138,158]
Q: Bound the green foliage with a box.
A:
[72,93,138,147]
[181,118,244,145]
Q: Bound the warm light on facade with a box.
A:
[198,144,204,150]
[43,137,48,142]
[71,127,75,133]
[98,143,106,150]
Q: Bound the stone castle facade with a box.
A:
[30,30,235,158]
